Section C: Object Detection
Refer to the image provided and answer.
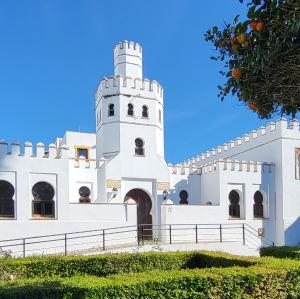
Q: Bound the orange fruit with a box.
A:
[256,21,265,31]
[248,102,257,111]
[250,21,257,30]
[237,33,247,44]
[231,68,241,79]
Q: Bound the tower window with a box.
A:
[179,190,188,204]
[229,190,240,218]
[79,186,91,203]
[32,182,55,219]
[127,103,134,116]
[135,138,144,156]
[142,105,148,118]
[75,146,89,160]
[253,191,264,218]
[0,180,15,218]
[158,110,162,122]
[108,104,114,116]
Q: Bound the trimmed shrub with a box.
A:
[261,246,300,260]
[0,251,256,279]
[1,266,300,298]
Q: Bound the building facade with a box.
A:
[0,41,300,248]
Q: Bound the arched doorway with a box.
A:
[124,189,152,240]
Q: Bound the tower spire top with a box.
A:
[114,41,143,79]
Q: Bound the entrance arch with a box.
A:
[124,188,152,239]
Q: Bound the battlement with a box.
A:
[0,140,69,159]
[181,118,300,166]
[168,159,274,176]
[114,40,143,79]
[114,41,142,57]
[96,75,163,106]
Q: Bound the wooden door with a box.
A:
[124,189,152,240]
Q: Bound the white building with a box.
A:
[1,40,300,252]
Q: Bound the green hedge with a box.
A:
[0,251,256,279]
[1,265,300,298]
[1,251,300,298]
[261,246,300,260]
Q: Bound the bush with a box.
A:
[1,265,300,298]
[1,251,300,298]
[261,246,300,260]
[0,251,256,279]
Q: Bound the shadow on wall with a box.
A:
[285,217,300,246]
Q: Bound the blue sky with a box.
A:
[0,0,280,163]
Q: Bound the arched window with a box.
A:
[79,186,91,203]
[135,138,144,156]
[179,190,188,204]
[229,190,240,218]
[108,104,114,116]
[253,191,264,218]
[0,180,15,218]
[142,105,148,118]
[158,110,162,122]
[32,182,55,218]
[127,103,134,116]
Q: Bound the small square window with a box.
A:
[75,147,90,160]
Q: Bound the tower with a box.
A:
[95,40,165,162]
[95,41,169,220]
[114,40,143,79]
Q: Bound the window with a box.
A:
[32,182,55,218]
[142,105,148,118]
[179,190,188,204]
[127,103,134,116]
[75,146,89,160]
[79,186,91,203]
[108,103,114,116]
[135,138,144,156]
[0,180,15,218]
[296,148,300,179]
[229,190,240,218]
[253,191,264,218]
[158,110,162,122]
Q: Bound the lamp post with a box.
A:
[163,189,169,200]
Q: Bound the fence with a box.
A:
[0,223,274,258]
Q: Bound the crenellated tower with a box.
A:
[95,41,169,203]
[114,41,143,79]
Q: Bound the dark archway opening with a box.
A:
[32,182,55,218]
[0,180,15,218]
[124,189,152,240]
[229,190,240,218]
[253,191,264,218]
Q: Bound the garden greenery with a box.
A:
[0,250,300,298]
[205,0,300,118]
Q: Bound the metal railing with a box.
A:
[0,223,274,258]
